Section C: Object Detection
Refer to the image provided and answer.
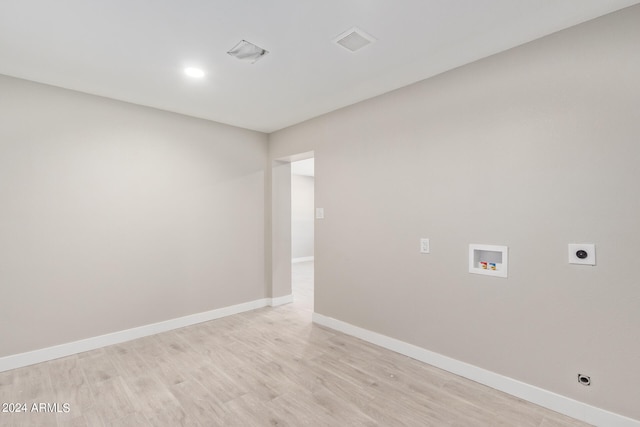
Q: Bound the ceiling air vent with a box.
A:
[227,40,269,64]
[333,27,376,52]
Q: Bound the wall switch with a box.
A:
[315,208,324,219]
[568,243,596,265]
[420,238,430,254]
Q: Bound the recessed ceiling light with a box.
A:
[227,40,269,64]
[184,67,205,78]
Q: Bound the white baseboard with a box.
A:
[0,298,272,373]
[291,256,314,263]
[270,294,294,307]
[312,313,639,427]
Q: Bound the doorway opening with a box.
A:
[290,157,314,312]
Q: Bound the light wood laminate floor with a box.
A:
[0,262,590,426]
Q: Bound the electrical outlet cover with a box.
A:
[420,238,430,254]
[568,243,596,265]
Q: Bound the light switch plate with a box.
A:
[568,243,596,265]
[420,238,430,254]
[315,208,324,219]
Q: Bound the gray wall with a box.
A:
[291,174,314,259]
[269,6,640,420]
[0,75,268,357]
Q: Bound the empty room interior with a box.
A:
[1,1,640,426]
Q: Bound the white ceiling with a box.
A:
[1,0,638,133]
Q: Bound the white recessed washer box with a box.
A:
[469,244,508,278]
